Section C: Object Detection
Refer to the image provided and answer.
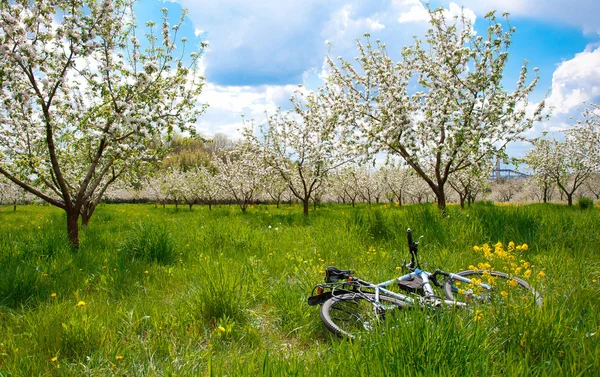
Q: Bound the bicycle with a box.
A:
[307,229,543,338]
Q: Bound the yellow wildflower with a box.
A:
[523,269,532,279]
[522,244,529,251]
[538,271,546,278]
[51,356,58,362]
[508,241,515,252]
[474,310,483,321]
[507,279,518,288]
[483,244,493,259]
[473,245,481,252]
[116,355,124,360]
[501,290,508,297]
[218,326,226,333]
[51,293,57,297]
[76,301,85,307]
[144,271,149,275]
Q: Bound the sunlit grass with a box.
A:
[0,202,599,376]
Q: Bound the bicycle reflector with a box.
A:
[317,286,324,295]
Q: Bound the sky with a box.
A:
[136,0,600,159]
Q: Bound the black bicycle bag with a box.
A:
[398,275,424,295]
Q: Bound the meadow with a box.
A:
[0,202,599,376]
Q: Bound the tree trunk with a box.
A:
[66,209,80,248]
[351,199,355,208]
[397,192,403,207]
[175,199,178,209]
[313,199,317,211]
[435,190,447,214]
[303,199,309,216]
[459,195,465,210]
[13,201,16,211]
[276,198,280,208]
[209,202,212,211]
[81,207,91,227]
[189,203,193,211]
[567,194,573,207]
[162,201,165,209]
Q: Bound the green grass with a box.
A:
[0,202,599,376]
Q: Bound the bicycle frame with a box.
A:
[339,269,490,309]
[311,228,494,310]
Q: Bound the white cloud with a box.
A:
[439,0,600,34]
[399,2,476,25]
[368,19,385,31]
[546,45,600,114]
[398,4,428,23]
[194,81,299,139]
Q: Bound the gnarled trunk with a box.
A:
[66,209,80,249]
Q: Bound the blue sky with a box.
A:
[136,0,600,158]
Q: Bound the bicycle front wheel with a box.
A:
[443,270,543,307]
[320,292,407,338]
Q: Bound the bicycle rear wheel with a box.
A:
[320,292,407,338]
[443,270,543,307]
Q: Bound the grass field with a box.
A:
[0,202,599,376]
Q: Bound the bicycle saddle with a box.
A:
[325,266,353,283]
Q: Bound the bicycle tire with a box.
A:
[443,270,543,307]
[320,292,407,338]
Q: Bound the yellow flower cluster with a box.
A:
[470,241,546,285]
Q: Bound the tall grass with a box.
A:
[0,202,598,376]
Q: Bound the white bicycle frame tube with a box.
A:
[351,269,489,308]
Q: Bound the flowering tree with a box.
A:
[355,167,384,204]
[331,166,362,207]
[0,1,205,246]
[448,162,493,208]
[324,8,544,213]
[525,106,600,206]
[246,90,357,216]
[0,176,25,211]
[194,165,221,210]
[264,169,288,208]
[214,143,266,213]
[523,176,555,203]
[142,174,167,208]
[585,173,600,200]
[492,178,522,203]
[522,139,555,203]
[379,163,413,205]
[167,167,197,210]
